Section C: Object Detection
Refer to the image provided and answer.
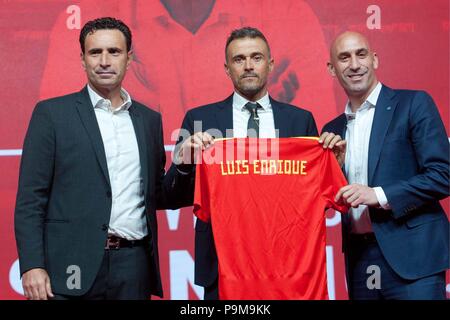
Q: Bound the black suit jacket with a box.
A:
[322,85,449,282]
[14,87,193,297]
[176,94,318,287]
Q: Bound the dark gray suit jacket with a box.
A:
[14,87,194,297]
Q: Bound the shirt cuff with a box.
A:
[373,187,391,210]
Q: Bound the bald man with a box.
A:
[322,31,449,300]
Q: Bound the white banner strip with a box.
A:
[0,150,22,156]
[0,145,176,157]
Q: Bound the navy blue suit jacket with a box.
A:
[177,94,318,287]
[322,85,449,280]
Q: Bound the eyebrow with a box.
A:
[337,48,369,58]
[232,52,264,59]
[356,48,369,54]
[87,47,123,54]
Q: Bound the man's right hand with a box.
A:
[22,268,54,300]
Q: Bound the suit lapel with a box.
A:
[75,87,111,186]
[214,95,234,137]
[271,97,288,138]
[368,85,398,184]
[269,97,295,138]
[129,104,150,196]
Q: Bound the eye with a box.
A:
[88,49,102,56]
[109,50,121,56]
[234,57,243,64]
[357,50,369,58]
[253,55,262,62]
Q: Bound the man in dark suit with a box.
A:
[323,31,449,299]
[174,27,346,300]
[14,17,194,300]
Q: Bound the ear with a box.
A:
[224,63,231,78]
[372,52,379,70]
[80,52,86,71]
[327,62,336,77]
[127,50,133,69]
[268,57,274,73]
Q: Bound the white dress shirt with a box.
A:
[232,91,277,138]
[344,82,390,234]
[87,85,147,240]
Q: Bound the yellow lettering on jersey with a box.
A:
[235,160,242,174]
[300,160,307,175]
[220,162,227,175]
[242,160,249,174]
[253,160,260,174]
[220,160,307,175]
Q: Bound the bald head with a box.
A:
[327,31,379,108]
[330,31,372,60]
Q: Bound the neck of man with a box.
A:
[90,83,124,110]
[347,81,378,113]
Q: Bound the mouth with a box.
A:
[347,72,366,81]
[241,77,258,83]
[96,71,116,78]
[241,74,258,79]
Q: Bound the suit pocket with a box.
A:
[405,212,444,229]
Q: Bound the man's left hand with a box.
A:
[319,132,346,167]
[176,132,214,165]
[335,184,379,208]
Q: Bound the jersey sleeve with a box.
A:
[321,149,350,213]
[193,159,212,223]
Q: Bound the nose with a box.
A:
[100,52,110,67]
[244,57,254,71]
[349,55,360,71]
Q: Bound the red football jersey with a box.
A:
[194,137,349,300]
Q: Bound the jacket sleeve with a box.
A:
[382,91,450,219]
[14,102,55,275]
[156,112,195,210]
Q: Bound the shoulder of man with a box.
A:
[382,83,430,98]
[37,90,82,107]
[184,95,234,118]
[380,84,435,110]
[130,99,162,120]
[269,96,314,118]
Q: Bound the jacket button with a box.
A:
[102,224,108,231]
[106,191,112,198]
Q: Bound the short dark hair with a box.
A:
[79,17,132,53]
[225,27,271,59]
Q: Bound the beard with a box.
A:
[238,76,265,98]
[240,85,263,97]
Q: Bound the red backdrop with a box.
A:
[0,0,448,300]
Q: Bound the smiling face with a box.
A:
[328,32,379,107]
[224,37,274,101]
[81,29,132,95]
